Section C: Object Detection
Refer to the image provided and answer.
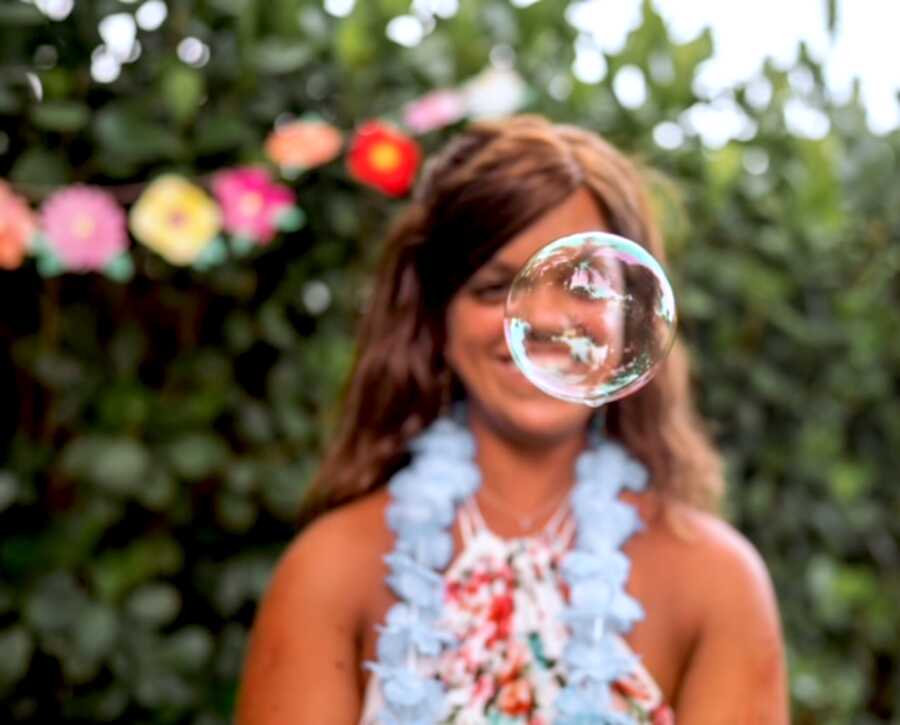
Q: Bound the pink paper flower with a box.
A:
[39,185,128,271]
[212,167,296,245]
[0,180,37,270]
[403,89,466,134]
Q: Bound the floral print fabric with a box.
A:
[361,499,674,724]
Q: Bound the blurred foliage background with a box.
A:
[1,0,898,723]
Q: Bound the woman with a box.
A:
[237,115,788,723]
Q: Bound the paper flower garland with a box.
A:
[38,185,129,273]
[129,175,222,266]
[264,120,343,172]
[1,63,529,280]
[347,121,421,197]
[0,181,36,270]
[212,167,298,246]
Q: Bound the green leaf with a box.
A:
[126,583,182,628]
[335,13,377,69]
[273,404,312,441]
[136,467,178,512]
[207,555,276,617]
[75,604,119,662]
[0,472,19,512]
[25,572,85,633]
[90,438,152,494]
[259,302,295,348]
[0,83,22,114]
[93,103,187,163]
[215,491,258,533]
[9,147,71,185]
[194,113,256,155]
[223,310,256,352]
[251,38,312,74]
[163,627,214,673]
[91,536,184,602]
[30,100,90,132]
[0,626,34,691]
[705,143,744,191]
[0,3,44,25]
[60,435,151,496]
[829,460,873,502]
[224,460,257,495]
[58,436,100,481]
[164,433,229,481]
[671,27,712,100]
[161,65,206,125]
[260,462,311,520]
[235,400,274,443]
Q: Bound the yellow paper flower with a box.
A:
[129,175,221,265]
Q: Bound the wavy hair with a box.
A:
[305,115,723,519]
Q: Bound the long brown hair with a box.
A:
[305,115,722,518]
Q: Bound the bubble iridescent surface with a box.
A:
[503,231,677,407]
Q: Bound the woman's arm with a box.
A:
[236,515,363,725]
[674,515,789,724]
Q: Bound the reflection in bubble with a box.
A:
[504,232,676,407]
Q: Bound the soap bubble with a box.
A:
[504,231,676,407]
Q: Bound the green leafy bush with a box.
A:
[1,1,897,722]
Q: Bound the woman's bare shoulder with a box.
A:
[667,504,772,590]
[238,490,393,723]
[280,488,393,593]
[248,488,394,647]
[634,493,780,631]
[629,501,788,718]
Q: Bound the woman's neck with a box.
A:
[466,404,589,514]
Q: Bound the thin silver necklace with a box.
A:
[476,482,574,534]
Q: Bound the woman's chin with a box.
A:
[470,392,592,445]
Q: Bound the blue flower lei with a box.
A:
[365,409,649,725]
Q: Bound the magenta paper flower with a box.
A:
[403,89,466,134]
[39,185,128,271]
[211,167,296,245]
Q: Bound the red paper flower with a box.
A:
[347,121,421,197]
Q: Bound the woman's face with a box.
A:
[445,187,611,442]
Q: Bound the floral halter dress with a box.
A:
[360,496,674,724]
